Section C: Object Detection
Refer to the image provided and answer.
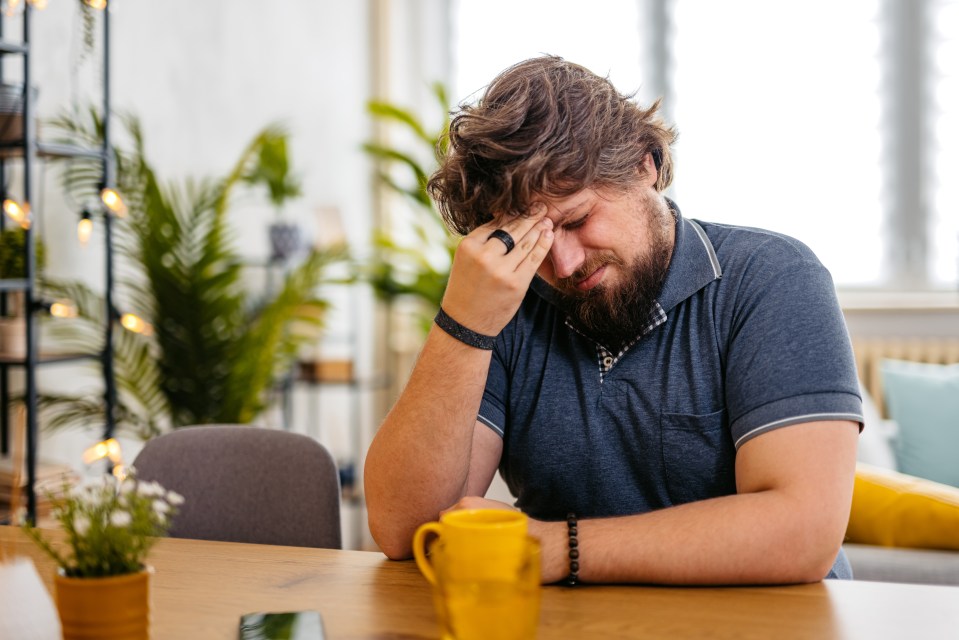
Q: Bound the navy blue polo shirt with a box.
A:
[478,205,863,523]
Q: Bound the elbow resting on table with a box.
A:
[366,506,414,560]
[773,526,846,584]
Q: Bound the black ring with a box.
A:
[487,229,515,254]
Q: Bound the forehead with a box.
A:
[538,187,606,222]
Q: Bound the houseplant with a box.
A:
[360,82,456,331]
[35,109,343,438]
[241,130,304,262]
[22,473,183,639]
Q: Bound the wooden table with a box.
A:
[2,526,957,639]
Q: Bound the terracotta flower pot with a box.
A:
[55,567,151,640]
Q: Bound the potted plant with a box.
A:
[361,82,457,333]
[22,473,183,639]
[241,130,305,263]
[0,227,45,357]
[34,110,343,438]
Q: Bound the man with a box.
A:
[365,56,862,585]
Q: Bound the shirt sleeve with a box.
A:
[721,237,864,449]
[478,339,508,437]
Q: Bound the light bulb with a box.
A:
[120,313,154,336]
[100,187,127,217]
[28,0,47,9]
[105,438,123,463]
[78,212,93,244]
[82,438,123,465]
[49,301,79,319]
[84,0,107,9]
[3,0,23,17]
[2,198,30,229]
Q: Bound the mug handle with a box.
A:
[412,521,443,585]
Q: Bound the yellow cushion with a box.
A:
[846,463,959,550]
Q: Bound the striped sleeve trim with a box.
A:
[734,412,864,449]
[477,414,505,437]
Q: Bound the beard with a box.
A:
[554,196,674,350]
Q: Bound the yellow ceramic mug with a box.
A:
[430,536,542,640]
[412,509,528,585]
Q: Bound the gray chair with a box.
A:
[132,425,341,549]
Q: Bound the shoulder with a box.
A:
[696,220,822,269]
[695,220,834,296]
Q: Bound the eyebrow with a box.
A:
[554,201,591,221]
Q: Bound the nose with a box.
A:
[549,234,585,280]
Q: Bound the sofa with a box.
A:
[840,372,959,586]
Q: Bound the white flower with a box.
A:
[166,490,185,506]
[74,515,91,537]
[120,477,137,495]
[110,510,132,528]
[137,481,165,497]
[153,499,170,516]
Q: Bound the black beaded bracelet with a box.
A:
[434,307,497,350]
[566,512,579,586]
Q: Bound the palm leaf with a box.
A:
[360,84,455,315]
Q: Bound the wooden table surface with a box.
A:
[2,526,957,639]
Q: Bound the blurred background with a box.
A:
[0,0,956,549]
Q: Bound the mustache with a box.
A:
[557,252,626,292]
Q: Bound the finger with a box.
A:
[506,217,553,267]
[478,204,549,256]
[474,202,548,240]
[515,221,554,275]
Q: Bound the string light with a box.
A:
[2,198,30,229]
[49,300,79,319]
[100,187,127,217]
[120,312,153,336]
[2,0,23,17]
[82,438,123,465]
[2,0,49,16]
[78,209,93,245]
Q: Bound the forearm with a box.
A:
[364,326,492,558]
[532,490,845,585]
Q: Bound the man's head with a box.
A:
[429,56,679,346]
[428,55,677,234]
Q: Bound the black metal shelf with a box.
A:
[0,39,27,55]
[0,140,106,160]
[0,352,100,367]
[0,4,117,526]
[0,279,29,292]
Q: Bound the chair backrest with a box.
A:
[132,425,341,549]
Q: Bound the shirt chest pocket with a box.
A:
[661,409,736,505]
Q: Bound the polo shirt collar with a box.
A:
[529,198,722,314]
[656,199,722,314]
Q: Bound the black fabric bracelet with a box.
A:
[566,512,579,586]
[434,307,497,350]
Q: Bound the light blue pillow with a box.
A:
[880,359,959,488]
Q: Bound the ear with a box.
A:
[640,151,659,187]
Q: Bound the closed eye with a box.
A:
[563,214,589,231]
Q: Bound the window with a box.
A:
[931,0,959,286]
[451,0,958,290]
[451,0,642,108]
[670,0,884,286]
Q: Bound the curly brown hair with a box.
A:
[428,55,678,236]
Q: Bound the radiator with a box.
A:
[852,337,959,417]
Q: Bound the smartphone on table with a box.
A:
[238,610,326,640]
